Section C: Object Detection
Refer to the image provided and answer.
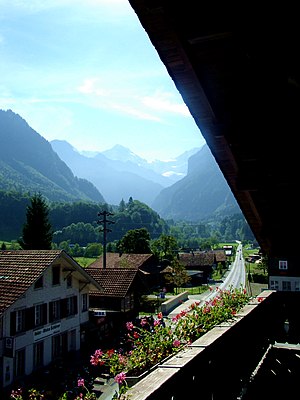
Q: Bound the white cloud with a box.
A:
[142,93,191,116]
[77,77,162,121]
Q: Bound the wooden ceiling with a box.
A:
[128,0,298,261]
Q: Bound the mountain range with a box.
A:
[0,109,241,221]
[51,140,199,205]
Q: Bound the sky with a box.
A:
[0,0,206,162]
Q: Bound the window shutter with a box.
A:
[49,302,53,323]
[10,311,16,336]
[25,307,35,331]
[60,298,67,318]
[73,296,78,315]
[42,303,48,325]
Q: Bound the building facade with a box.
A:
[0,250,102,390]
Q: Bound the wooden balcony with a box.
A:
[125,290,300,399]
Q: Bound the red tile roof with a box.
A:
[0,250,102,314]
[0,250,63,314]
[178,251,215,267]
[86,267,138,297]
[88,253,154,270]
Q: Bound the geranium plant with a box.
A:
[90,286,250,397]
[10,286,250,400]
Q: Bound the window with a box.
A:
[35,304,47,327]
[270,280,279,290]
[15,348,25,377]
[295,281,300,291]
[34,276,43,289]
[81,293,88,312]
[49,300,61,322]
[33,341,44,369]
[66,296,77,317]
[282,281,291,291]
[35,304,42,326]
[16,309,26,333]
[52,334,62,360]
[279,260,288,270]
[52,265,60,285]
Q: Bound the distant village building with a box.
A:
[178,250,227,284]
[85,253,160,343]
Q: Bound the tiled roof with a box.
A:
[178,251,215,267]
[88,253,154,269]
[86,267,138,297]
[0,250,63,314]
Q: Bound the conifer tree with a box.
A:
[19,193,53,249]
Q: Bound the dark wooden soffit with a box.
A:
[128,0,299,259]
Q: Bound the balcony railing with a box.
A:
[125,290,293,400]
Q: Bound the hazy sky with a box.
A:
[0,0,206,161]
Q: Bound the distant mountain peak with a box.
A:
[102,144,147,165]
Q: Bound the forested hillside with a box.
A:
[0,191,169,243]
[0,109,104,203]
[0,190,254,246]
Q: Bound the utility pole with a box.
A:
[97,211,115,269]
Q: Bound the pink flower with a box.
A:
[173,339,181,348]
[90,349,104,366]
[77,378,85,387]
[94,349,103,357]
[153,319,160,326]
[90,355,99,366]
[140,318,147,326]
[126,321,134,331]
[114,372,127,384]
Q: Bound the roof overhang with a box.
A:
[128,0,299,261]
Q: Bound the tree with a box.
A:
[18,193,53,249]
[164,259,191,293]
[84,243,103,257]
[119,198,126,212]
[151,234,179,263]
[117,228,151,254]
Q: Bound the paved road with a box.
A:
[167,243,246,319]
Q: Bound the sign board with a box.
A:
[33,323,61,342]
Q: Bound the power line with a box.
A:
[97,211,115,269]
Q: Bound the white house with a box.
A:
[269,258,300,292]
[0,249,102,390]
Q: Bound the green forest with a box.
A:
[0,190,255,254]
